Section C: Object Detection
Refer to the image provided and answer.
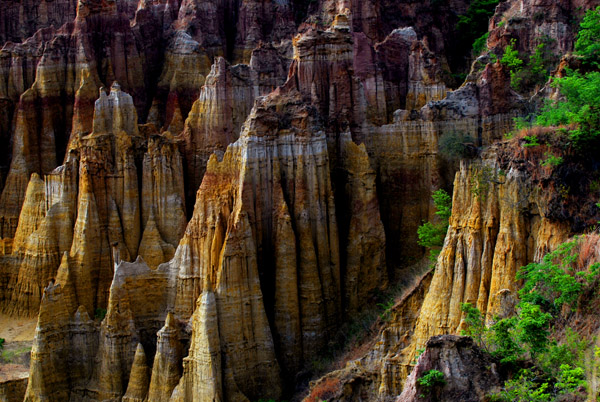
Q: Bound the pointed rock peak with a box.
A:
[124,342,151,402]
[134,343,147,360]
[30,172,43,184]
[55,252,71,286]
[202,276,214,294]
[211,56,229,76]
[13,172,47,251]
[165,312,176,329]
[167,104,184,135]
[76,0,117,19]
[146,209,157,228]
[92,82,138,136]
[75,305,91,321]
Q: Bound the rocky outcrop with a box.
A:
[147,313,183,402]
[24,254,176,402]
[0,0,156,242]
[487,0,600,57]
[339,133,387,313]
[0,376,28,402]
[0,84,186,317]
[180,57,256,205]
[411,149,571,355]
[303,269,433,401]
[171,91,339,398]
[397,335,502,402]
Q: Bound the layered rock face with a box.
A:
[3,0,600,401]
[0,84,186,317]
[171,90,378,398]
[22,88,386,401]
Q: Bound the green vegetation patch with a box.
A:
[417,189,452,261]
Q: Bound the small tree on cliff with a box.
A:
[417,189,452,261]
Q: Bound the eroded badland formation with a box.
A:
[1,0,600,400]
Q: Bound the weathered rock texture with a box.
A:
[397,335,502,402]
[0,376,28,402]
[1,84,186,317]
[3,0,600,401]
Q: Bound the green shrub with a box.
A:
[540,153,563,167]
[0,338,4,350]
[538,329,586,378]
[460,302,488,350]
[455,0,501,59]
[417,189,452,261]
[522,135,541,147]
[515,302,552,357]
[489,316,523,365]
[472,32,490,56]
[555,364,586,394]
[492,369,552,402]
[461,238,597,401]
[501,38,556,91]
[574,6,600,68]
[418,369,446,395]
[517,239,582,314]
[537,70,600,149]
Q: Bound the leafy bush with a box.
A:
[555,364,586,394]
[0,338,4,350]
[501,38,557,91]
[460,302,488,350]
[537,70,600,149]
[515,302,552,358]
[461,237,600,401]
[540,153,563,167]
[517,239,583,314]
[538,328,586,378]
[574,6,600,68]
[418,369,446,395]
[455,0,501,58]
[488,316,523,365]
[522,135,541,147]
[536,7,600,150]
[417,189,452,261]
[491,369,552,402]
[472,32,489,56]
